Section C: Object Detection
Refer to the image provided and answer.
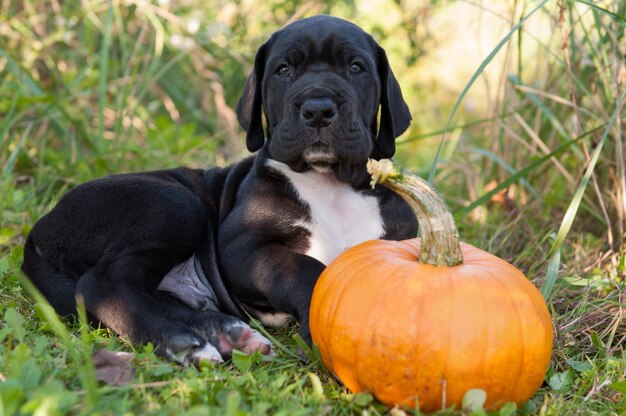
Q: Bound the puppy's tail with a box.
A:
[21,235,79,317]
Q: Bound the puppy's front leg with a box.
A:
[221,240,325,344]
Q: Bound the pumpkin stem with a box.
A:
[367,159,463,267]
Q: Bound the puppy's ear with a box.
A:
[236,43,268,152]
[375,45,412,158]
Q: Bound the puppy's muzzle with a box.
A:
[303,148,338,173]
[300,97,338,128]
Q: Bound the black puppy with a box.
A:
[22,15,417,364]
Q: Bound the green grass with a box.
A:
[1,0,625,414]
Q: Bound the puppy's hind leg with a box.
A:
[75,254,224,365]
[153,291,274,362]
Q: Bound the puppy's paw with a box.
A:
[191,343,224,365]
[160,333,224,365]
[235,327,274,356]
[219,324,273,357]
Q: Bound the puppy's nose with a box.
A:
[300,98,338,128]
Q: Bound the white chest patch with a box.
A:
[267,159,385,266]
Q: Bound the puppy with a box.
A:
[21,15,418,365]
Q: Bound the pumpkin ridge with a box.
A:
[490,265,552,404]
[504,275,528,404]
[318,247,384,390]
[482,264,525,407]
[405,262,427,406]
[352,263,386,396]
[357,260,413,402]
[510,273,552,402]
[346,251,399,391]
[442,265,456,410]
[469,263,491,404]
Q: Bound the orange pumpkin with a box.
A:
[309,160,553,412]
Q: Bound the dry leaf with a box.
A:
[93,349,135,386]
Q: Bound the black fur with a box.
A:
[22,15,417,364]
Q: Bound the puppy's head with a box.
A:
[237,15,411,183]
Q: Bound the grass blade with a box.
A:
[546,88,626,259]
[469,146,539,198]
[571,0,626,22]
[397,111,516,145]
[0,48,44,96]
[428,0,549,185]
[456,124,604,217]
[509,75,576,147]
[19,274,100,407]
[542,244,561,300]
[97,0,114,149]
[540,88,626,299]
[76,295,99,405]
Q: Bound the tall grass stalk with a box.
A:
[543,88,626,299]
[97,1,114,150]
[427,0,549,184]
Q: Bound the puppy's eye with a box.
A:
[349,62,364,74]
[277,65,291,77]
